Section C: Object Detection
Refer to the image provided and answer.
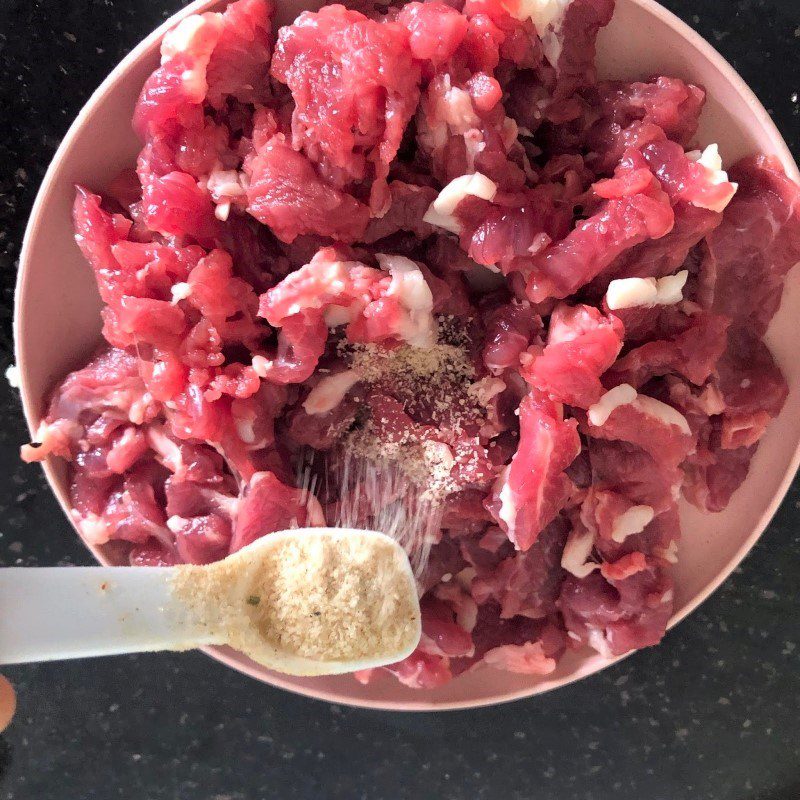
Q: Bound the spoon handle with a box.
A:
[0,567,220,665]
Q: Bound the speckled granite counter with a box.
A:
[0,1,798,797]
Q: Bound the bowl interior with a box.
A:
[15,0,800,710]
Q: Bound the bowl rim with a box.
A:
[14,0,800,711]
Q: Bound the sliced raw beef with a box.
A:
[272,4,421,210]
[245,136,371,243]
[699,155,800,335]
[486,390,580,550]
[526,150,675,302]
[230,471,324,552]
[605,308,730,389]
[523,303,624,407]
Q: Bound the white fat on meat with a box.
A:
[686,144,738,212]
[442,84,481,133]
[128,393,153,426]
[234,415,256,444]
[161,13,222,97]
[494,466,517,536]
[418,75,480,154]
[166,515,188,534]
[232,405,268,449]
[587,627,614,658]
[76,512,111,545]
[501,117,520,150]
[587,384,637,426]
[323,304,358,328]
[323,261,350,293]
[455,567,477,591]
[171,282,192,304]
[431,173,499,216]
[161,15,213,62]
[312,260,351,301]
[540,29,564,67]
[286,259,356,317]
[634,395,691,435]
[463,130,486,171]
[561,525,599,578]
[433,582,479,632]
[605,271,688,311]
[508,0,572,65]
[511,0,572,31]
[656,271,689,305]
[251,355,271,378]
[606,278,658,310]
[588,384,691,435]
[206,169,246,201]
[146,426,185,474]
[375,254,436,348]
[610,505,655,543]
[423,172,498,235]
[697,383,727,416]
[302,370,361,415]
[654,540,679,564]
[206,169,246,221]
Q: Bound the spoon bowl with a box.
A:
[0,528,421,676]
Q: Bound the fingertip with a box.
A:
[0,676,16,732]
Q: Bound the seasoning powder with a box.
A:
[171,532,419,664]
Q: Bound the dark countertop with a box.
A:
[0,1,798,798]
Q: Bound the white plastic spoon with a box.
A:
[0,528,421,676]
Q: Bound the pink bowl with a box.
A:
[15,0,800,710]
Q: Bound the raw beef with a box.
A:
[23,0,800,689]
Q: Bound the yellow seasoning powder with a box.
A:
[171,532,420,665]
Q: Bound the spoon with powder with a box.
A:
[0,528,421,676]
